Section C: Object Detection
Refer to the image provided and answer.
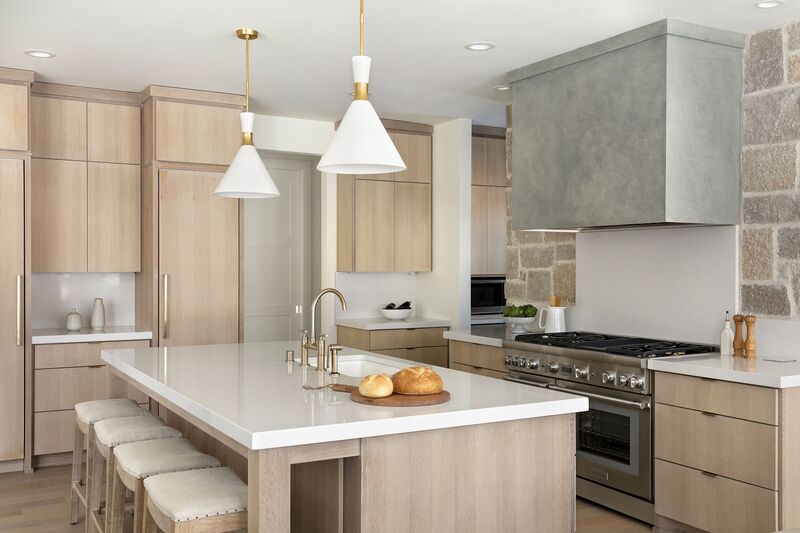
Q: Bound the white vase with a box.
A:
[90,298,106,330]
[65,308,82,331]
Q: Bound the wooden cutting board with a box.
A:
[334,384,450,407]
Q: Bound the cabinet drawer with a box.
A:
[35,340,150,369]
[449,341,505,372]
[34,366,148,411]
[376,347,448,368]
[369,327,447,350]
[655,372,778,425]
[450,362,507,380]
[654,403,777,489]
[655,459,777,533]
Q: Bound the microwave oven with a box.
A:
[471,276,506,315]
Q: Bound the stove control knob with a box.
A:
[546,362,559,374]
[602,372,616,384]
[628,375,644,389]
[511,357,519,366]
[618,375,629,386]
[574,367,589,380]
[527,360,539,370]
[504,355,511,366]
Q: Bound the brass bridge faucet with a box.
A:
[302,288,347,373]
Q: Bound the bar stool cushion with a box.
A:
[115,438,220,479]
[144,467,247,522]
[95,416,181,448]
[75,398,150,424]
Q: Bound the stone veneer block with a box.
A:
[507,248,520,280]
[555,243,576,261]
[792,266,800,308]
[788,21,800,51]
[520,246,556,268]
[743,194,800,224]
[553,262,576,304]
[743,88,800,145]
[526,270,552,301]
[505,280,527,303]
[778,227,800,259]
[790,54,800,84]
[741,284,791,316]
[741,229,773,280]
[742,144,796,192]
[544,232,577,244]
[511,230,544,246]
[744,29,784,93]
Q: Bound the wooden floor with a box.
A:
[0,465,652,532]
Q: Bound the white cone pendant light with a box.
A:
[215,28,280,198]
[317,0,405,175]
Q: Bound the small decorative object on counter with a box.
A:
[732,314,745,356]
[381,301,412,320]
[65,308,82,331]
[503,304,538,333]
[538,295,566,333]
[90,298,106,330]
[744,314,757,358]
[720,311,733,356]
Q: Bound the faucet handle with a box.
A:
[329,345,343,375]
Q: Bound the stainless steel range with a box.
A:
[502,331,715,524]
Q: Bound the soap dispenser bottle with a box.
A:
[720,311,734,356]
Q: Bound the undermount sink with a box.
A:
[297,353,404,378]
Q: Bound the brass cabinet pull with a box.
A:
[162,274,169,339]
[16,274,22,346]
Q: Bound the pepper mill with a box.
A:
[744,315,757,358]
[732,314,745,357]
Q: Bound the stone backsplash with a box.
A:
[742,21,800,318]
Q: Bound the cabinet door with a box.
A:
[392,132,431,183]
[31,96,87,160]
[354,180,395,272]
[485,186,508,275]
[31,159,88,272]
[88,163,141,272]
[337,175,355,272]
[155,100,240,166]
[486,137,507,187]
[87,102,141,164]
[395,182,431,272]
[0,83,28,151]
[471,185,487,274]
[0,158,24,460]
[471,136,487,185]
[159,169,239,346]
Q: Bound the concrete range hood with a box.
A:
[508,20,744,231]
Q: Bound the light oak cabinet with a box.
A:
[88,162,141,272]
[471,133,508,276]
[31,96,87,160]
[471,135,506,187]
[87,102,141,164]
[0,83,29,151]
[337,326,449,367]
[0,158,25,461]
[654,372,800,533]
[394,182,431,272]
[154,100,240,166]
[448,340,506,379]
[354,179,395,272]
[393,132,432,183]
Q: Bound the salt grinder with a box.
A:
[732,314,745,357]
[744,315,757,358]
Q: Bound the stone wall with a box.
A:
[742,22,800,318]
[504,118,577,307]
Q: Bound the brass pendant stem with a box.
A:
[353,82,369,100]
[245,37,250,112]
[359,0,365,56]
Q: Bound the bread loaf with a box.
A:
[358,374,394,398]
[392,367,443,395]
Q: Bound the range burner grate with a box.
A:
[514,331,716,358]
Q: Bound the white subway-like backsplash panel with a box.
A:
[32,273,136,329]
[334,272,417,319]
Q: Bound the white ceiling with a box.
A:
[2,0,800,127]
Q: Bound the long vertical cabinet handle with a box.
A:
[162,274,169,339]
[16,275,22,346]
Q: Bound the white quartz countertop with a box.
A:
[102,341,587,450]
[443,325,513,347]
[32,326,153,345]
[335,316,452,330]
[649,352,800,388]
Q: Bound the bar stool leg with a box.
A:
[108,467,125,533]
[103,450,117,532]
[141,500,157,533]
[70,421,84,524]
[133,479,145,533]
[87,442,105,533]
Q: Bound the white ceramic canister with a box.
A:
[65,308,82,331]
[90,298,106,330]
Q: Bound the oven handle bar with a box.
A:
[505,376,550,388]
[547,384,651,410]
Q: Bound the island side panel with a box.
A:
[355,415,576,533]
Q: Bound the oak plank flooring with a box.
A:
[0,466,651,532]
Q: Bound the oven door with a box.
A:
[551,380,652,501]
[470,277,506,315]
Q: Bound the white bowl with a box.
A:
[381,308,412,320]
[504,316,537,334]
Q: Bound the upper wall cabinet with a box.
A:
[0,82,29,151]
[471,131,508,276]
[471,135,506,187]
[355,128,432,183]
[154,100,241,166]
[31,97,87,160]
[87,102,141,164]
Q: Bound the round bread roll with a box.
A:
[392,367,443,395]
[358,374,394,398]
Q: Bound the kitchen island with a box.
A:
[102,341,587,533]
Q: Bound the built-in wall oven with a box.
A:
[471,276,505,321]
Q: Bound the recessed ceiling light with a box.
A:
[756,0,782,7]
[494,84,510,91]
[465,41,496,51]
[24,49,55,58]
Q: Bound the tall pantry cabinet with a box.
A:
[0,68,32,465]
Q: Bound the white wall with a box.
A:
[32,273,136,329]
[569,226,739,344]
[335,272,417,318]
[415,118,473,329]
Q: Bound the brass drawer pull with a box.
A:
[162,274,169,339]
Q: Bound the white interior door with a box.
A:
[243,156,310,341]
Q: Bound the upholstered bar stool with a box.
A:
[107,438,220,533]
[88,416,181,533]
[142,467,247,533]
[71,399,152,525]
